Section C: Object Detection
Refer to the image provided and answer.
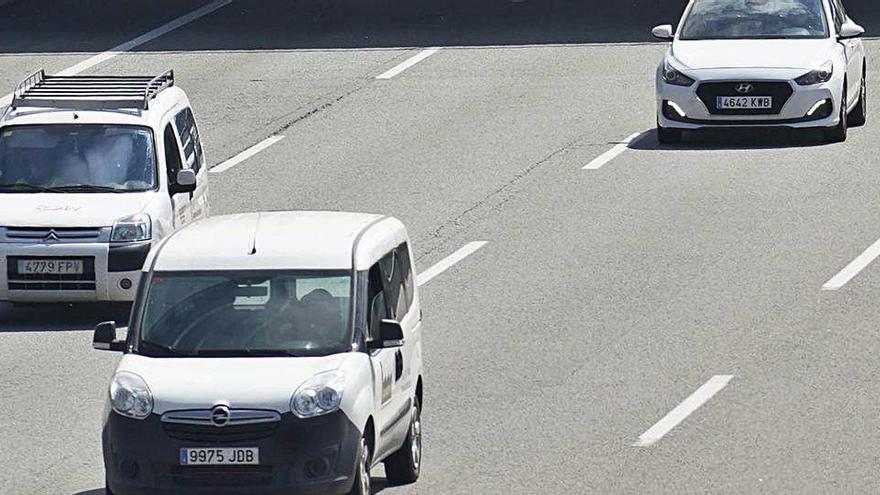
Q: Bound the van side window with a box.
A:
[174,108,204,174]
[379,243,414,320]
[163,124,183,192]
[366,264,389,342]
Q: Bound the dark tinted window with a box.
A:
[379,243,415,320]
[163,124,183,190]
[680,0,830,40]
[174,108,204,174]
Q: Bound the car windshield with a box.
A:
[680,0,829,40]
[137,271,353,358]
[0,124,157,193]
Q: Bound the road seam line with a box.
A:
[822,236,880,290]
[417,241,488,287]
[376,48,442,80]
[210,135,285,174]
[0,0,232,107]
[634,375,733,447]
[582,132,644,170]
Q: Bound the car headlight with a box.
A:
[795,61,834,86]
[662,58,695,87]
[110,371,153,419]
[290,371,345,419]
[111,213,151,243]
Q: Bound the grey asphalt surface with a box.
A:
[2,0,880,493]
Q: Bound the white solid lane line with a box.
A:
[417,241,488,287]
[634,375,734,448]
[822,236,880,290]
[582,131,645,170]
[210,135,285,174]
[376,48,442,80]
[0,0,232,107]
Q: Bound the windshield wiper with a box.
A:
[48,184,129,193]
[138,340,192,357]
[0,183,55,192]
[195,348,300,357]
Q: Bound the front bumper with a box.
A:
[0,239,150,303]
[103,410,361,495]
[656,70,842,130]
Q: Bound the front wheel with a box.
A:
[848,68,867,127]
[823,87,848,143]
[383,397,422,485]
[348,436,372,495]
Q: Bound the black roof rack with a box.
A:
[11,69,175,111]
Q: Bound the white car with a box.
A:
[0,70,209,304]
[654,0,866,144]
[93,212,424,495]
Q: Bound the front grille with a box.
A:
[168,465,273,487]
[7,256,96,291]
[163,421,280,443]
[5,227,102,240]
[696,81,794,115]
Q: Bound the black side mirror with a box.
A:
[93,321,125,352]
[372,319,404,349]
[170,169,196,195]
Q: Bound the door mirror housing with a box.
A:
[93,321,125,352]
[371,319,404,349]
[170,169,196,195]
[839,22,865,40]
[652,24,674,41]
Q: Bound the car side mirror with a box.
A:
[372,319,404,349]
[652,24,674,41]
[170,169,196,195]
[93,321,125,352]
[839,22,865,40]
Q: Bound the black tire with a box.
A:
[824,86,848,143]
[657,125,682,144]
[848,67,867,127]
[348,436,372,495]
[383,397,422,485]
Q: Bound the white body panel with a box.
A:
[655,0,866,131]
[0,85,210,302]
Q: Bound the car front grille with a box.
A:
[161,409,282,443]
[696,81,794,115]
[167,465,273,487]
[4,227,104,241]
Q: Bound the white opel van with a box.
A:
[0,70,209,303]
[93,212,424,495]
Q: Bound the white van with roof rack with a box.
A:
[0,69,209,303]
[93,211,424,495]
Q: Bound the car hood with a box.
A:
[117,353,354,414]
[0,192,154,228]
[672,39,833,70]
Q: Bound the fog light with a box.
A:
[665,100,687,118]
[306,457,330,478]
[806,99,833,118]
[119,278,133,290]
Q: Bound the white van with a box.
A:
[0,70,209,303]
[93,212,424,495]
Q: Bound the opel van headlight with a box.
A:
[291,371,346,419]
[110,371,153,419]
[111,213,152,243]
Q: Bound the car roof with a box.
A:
[148,212,409,272]
[0,86,189,130]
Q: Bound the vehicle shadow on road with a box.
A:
[73,476,394,495]
[0,302,130,333]
[72,490,103,495]
[629,128,831,152]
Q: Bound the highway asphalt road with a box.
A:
[3,0,880,493]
